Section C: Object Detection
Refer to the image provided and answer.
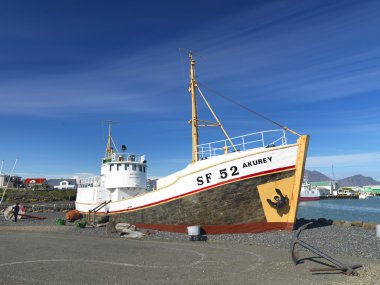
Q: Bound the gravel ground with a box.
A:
[145,225,380,259]
[1,212,379,260]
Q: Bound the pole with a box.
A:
[189,52,199,162]
[0,157,19,205]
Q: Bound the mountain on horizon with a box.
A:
[338,175,380,187]
[305,169,380,187]
[305,170,332,182]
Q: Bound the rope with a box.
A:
[198,82,301,136]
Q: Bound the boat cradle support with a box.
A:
[291,222,362,276]
[88,200,111,226]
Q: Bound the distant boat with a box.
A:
[75,52,309,234]
[359,192,375,199]
[300,176,320,201]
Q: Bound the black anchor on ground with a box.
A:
[266,188,288,209]
[291,222,362,276]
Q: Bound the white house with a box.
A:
[47,179,77,190]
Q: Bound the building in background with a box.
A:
[47,179,77,190]
[0,174,23,189]
[24,178,48,190]
[309,181,339,195]
[363,185,380,195]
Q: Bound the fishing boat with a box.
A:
[75,52,309,234]
[358,191,375,199]
[299,176,320,201]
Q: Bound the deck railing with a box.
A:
[197,129,287,159]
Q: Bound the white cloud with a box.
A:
[307,152,380,167]
[306,152,380,180]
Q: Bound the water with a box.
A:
[297,196,380,224]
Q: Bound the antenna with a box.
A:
[179,48,205,60]
[331,165,335,181]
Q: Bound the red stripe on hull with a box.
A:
[299,197,320,201]
[104,165,296,215]
[136,222,294,235]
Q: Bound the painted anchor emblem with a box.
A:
[266,188,288,209]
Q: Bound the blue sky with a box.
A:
[1,0,379,180]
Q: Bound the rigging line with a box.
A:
[196,86,237,152]
[111,136,120,154]
[197,81,301,137]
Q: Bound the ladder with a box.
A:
[88,200,112,226]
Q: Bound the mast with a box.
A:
[189,52,199,162]
[105,121,113,160]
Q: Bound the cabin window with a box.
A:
[124,163,129,171]
[132,164,136,171]
[139,165,142,172]
[117,164,121,171]
[109,164,114,171]
[143,166,146,173]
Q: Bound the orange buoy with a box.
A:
[65,210,83,222]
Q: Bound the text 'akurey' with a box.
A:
[243,156,272,168]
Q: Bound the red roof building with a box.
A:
[24,178,47,184]
[24,178,48,189]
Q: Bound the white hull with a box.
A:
[76,144,299,214]
[359,193,375,199]
[299,181,321,201]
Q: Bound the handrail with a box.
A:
[104,152,145,164]
[88,200,112,225]
[197,129,287,159]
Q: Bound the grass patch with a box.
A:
[0,188,77,203]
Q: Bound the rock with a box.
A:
[362,222,377,230]
[317,218,329,225]
[115,223,131,231]
[342,221,351,227]
[350,221,363,227]
[106,221,117,234]
[120,229,144,238]
[129,225,136,231]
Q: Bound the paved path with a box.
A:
[0,229,378,284]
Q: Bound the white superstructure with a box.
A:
[299,176,321,201]
[76,124,148,211]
